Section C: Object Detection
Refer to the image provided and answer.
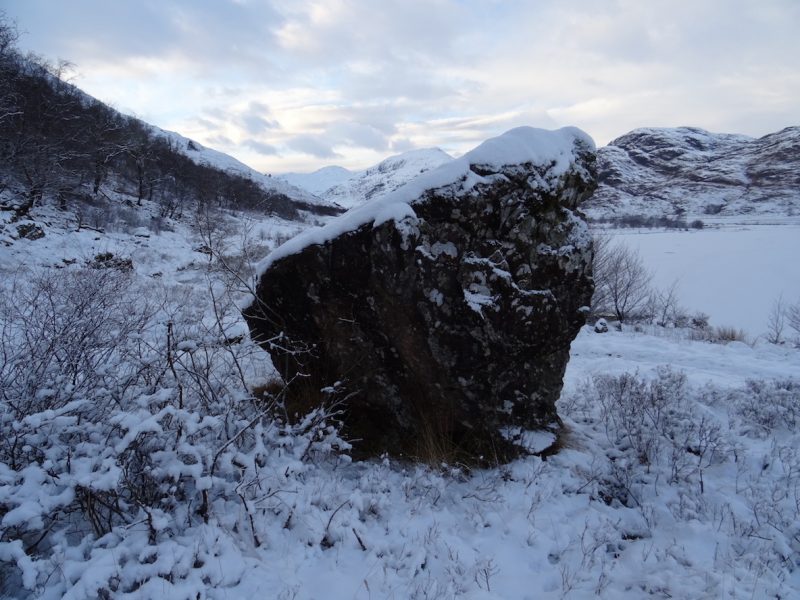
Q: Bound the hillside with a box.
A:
[0,44,339,225]
[588,126,800,220]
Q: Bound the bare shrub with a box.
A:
[788,300,800,345]
[593,367,724,491]
[789,301,800,332]
[766,295,787,344]
[690,312,710,330]
[647,280,684,327]
[713,326,748,344]
[0,265,349,597]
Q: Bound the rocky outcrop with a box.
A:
[244,127,596,461]
[587,126,800,219]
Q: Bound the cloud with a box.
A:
[325,121,390,151]
[243,139,279,156]
[240,101,280,134]
[7,0,285,78]
[286,135,341,159]
[5,0,800,172]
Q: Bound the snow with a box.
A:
[257,127,594,274]
[466,125,594,172]
[317,147,454,209]
[277,165,353,197]
[612,224,800,336]
[31,322,796,599]
[4,126,800,599]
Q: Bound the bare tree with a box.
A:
[590,234,612,318]
[592,239,653,324]
[766,295,787,344]
[648,280,683,327]
[788,300,800,342]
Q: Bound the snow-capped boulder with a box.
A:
[244,127,596,461]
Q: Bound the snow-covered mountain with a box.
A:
[281,147,453,209]
[587,126,800,219]
[279,127,800,220]
[277,165,353,197]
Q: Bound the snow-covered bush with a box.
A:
[591,367,725,490]
[562,369,800,595]
[0,267,349,598]
[728,378,800,436]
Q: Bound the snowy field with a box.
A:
[2,207,800,599]
[611,223,800,338]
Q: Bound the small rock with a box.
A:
[16,223,45,240]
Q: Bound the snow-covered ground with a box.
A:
[611,223,800,337]
[2,199,799,599]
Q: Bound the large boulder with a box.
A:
[244,127,596,461]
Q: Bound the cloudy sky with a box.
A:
[5,0,799,173]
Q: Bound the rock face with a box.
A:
[587,126,800,219]
[244,127,596,461]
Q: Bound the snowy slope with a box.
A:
[152,126,343,213]
[587,126,800,219]
[317,147,454,209]
[277,165,354,197]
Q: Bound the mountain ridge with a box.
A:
[588,125,800,219]
[279,147,454,209]
[278,126,799,220]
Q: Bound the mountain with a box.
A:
[283,127,800,221]
[277,165,353,197]
[283,147,454,209]
[587,126,800,219]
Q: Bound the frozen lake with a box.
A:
[611,224,800,338]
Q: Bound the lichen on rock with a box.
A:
[244,127,597,463]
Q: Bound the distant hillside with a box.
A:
[278,165,353,197]
[587,126,800,219]
[282,148,453,209]
[0,30,339,222]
